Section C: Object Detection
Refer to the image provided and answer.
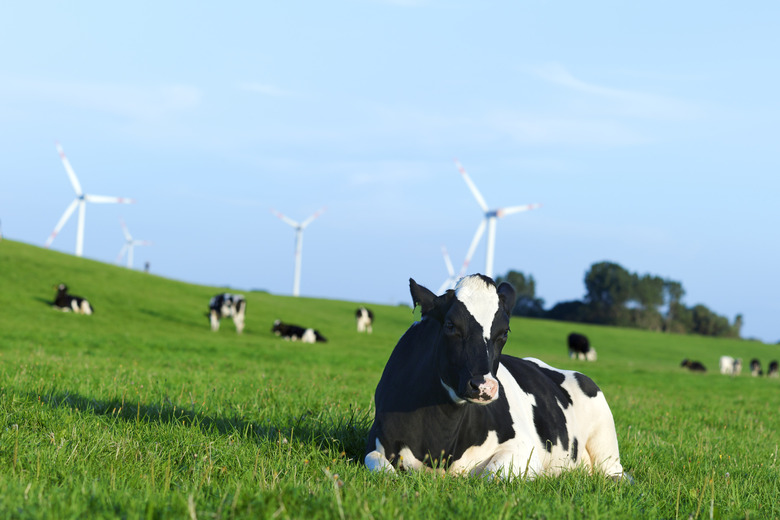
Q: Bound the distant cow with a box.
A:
[680,359,706,372]
[52,284,93,315]
[208,293,246,334]
[768,360,779,378]
[365,274,627,480]
[272,320,327,343]
[356,306,374,333]
[750,358,763,377]
[719,356,743,376]
[567,333,597,361]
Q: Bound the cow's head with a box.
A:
[410,274,516,405]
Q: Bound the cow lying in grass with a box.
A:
[272,320,327,343]
[365,274,627,481]
[52,284,93,315]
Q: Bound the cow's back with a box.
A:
[497,355,623,477]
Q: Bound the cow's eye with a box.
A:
[444,321,458,336]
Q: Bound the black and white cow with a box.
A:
[750,358,763,377]
[768,360,779,378]
[365,275,626,480]
[208,293,246,334]
[567,332,597,361]
[272,320,327,343]
[52,284,93,315]
[680,359,707,372]
[356,306,374,334]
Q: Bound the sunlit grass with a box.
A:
[1,239,779,518]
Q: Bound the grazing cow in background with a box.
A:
[768,361,779,378]
[356,306,374,333]
[52,284,93,315]
[750,358,763,377]
[719,356,743,376]
[680,359,706,372]
[365,274,627,481]
[272,320,327,343]
[208,293,246,334]
[567,332,597,361]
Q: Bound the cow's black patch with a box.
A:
[574,372,601,398]
[539,367,573,409]
[571,437,578,461]
[502,358,570,453]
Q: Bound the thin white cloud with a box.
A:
[486,112,648,146]
[1,77,202,120]
[534,63,699,120]
[238,82,294,97]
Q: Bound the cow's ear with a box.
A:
[409,278,438,316]
[497,282,517,316]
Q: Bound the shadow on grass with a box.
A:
[28,388,372,463]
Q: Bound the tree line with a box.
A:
[496,261,743,338]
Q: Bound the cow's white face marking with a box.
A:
[455,276,499,342]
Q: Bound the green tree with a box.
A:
[632,274,665,309]
[691,304,731,337]
[663,280,685,332]
[584,261,633,324]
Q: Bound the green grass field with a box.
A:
[1,239,778,519]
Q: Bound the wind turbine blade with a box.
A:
[454,160,489,212]
[498,203,542,218]
[45,199,79,248]
[133,240,152,246]
[457,219,487,278]
[119,218,132,241]
[116,244,128,264]
[84,195,135,204]
[300,207,326,229]
[441,246,455,276]
[271,209,300,228]
[56,142,83,196]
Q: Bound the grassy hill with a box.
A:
[0,239,778,519]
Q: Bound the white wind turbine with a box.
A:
[272,207,325,297]
[116,218,151,269]
[437,245,459,294]
[454,160,541,279]
[45,142,135,257]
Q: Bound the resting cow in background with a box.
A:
[567,332,597,361]
[719,356,742,376]
[750,358,763,377]
[365,274,627,481]
[53,284,93,315]
[356,306,374,333]
[767,360,779,378]
[272,320,327,343]
[208,293,246,334]
[680,359,706,372]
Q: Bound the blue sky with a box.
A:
[2,1,779,343]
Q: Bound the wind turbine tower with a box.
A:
[45,142,135,257]
[272,208,325,297]
[454,160,541,279]
[116,218,151,269]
